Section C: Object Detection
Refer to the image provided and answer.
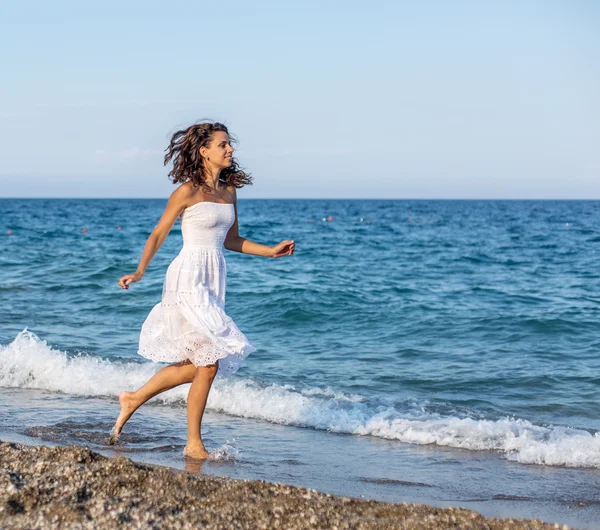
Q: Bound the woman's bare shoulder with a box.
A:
[178,181,197,194]
[171,182,196,199]
[226,185,238,202]
[167,182,197,208]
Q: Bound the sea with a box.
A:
[1,198,600,528]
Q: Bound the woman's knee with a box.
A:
[196,361,219,380]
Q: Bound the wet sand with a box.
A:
[0,441,566,529]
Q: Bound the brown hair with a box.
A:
[164,122,253,190]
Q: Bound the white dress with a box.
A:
[138,201,256,377]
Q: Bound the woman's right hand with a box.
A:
[119,272,143,290]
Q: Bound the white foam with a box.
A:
[2,330,600,469]
[0,330,189,402]
[0,330,160,397]
[210,439,240,461]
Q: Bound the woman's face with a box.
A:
[201,131,234,168]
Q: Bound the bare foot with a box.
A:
[183,444,211,460]
[107,426,119,446]
[113,391,138,437]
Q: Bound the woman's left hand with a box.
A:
[270,240,295,258]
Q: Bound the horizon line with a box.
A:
[1,197,600,201]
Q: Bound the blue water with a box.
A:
[2,198,600,528]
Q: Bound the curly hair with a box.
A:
[164,122,253,190]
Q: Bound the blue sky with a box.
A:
[0,0,598,198]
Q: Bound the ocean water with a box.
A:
[1,198,600,528]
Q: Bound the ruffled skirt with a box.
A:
[138,246,255,377]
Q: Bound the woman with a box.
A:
[111,122,295,459]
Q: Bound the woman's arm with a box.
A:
[223,188,295,258]
[118,185,193,289]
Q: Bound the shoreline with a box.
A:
[0,440,565,529]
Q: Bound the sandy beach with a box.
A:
[0,441,566,530]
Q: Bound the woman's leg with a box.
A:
[183,361,219,459]
[113,360,197,436]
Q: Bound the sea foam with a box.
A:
[2,330,599,469]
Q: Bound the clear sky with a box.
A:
[0,0,598,199]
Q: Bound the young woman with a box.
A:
[111,122,295,459]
